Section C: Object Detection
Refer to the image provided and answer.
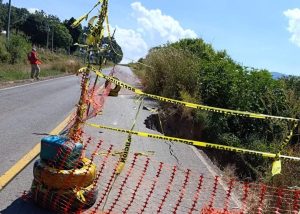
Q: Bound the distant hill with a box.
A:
[271,72,286,79]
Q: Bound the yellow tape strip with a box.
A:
[92,68,299,122]
[272,160,282,176]
[279,121,299,152]
[117,98,144,175]
[86,122,300,161]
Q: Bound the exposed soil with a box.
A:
[144,104,259,181]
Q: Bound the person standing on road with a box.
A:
[28,48,42,80]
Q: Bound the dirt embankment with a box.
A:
[145,104,259,181]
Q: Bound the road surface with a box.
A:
[0,76,80,175]
[0,66,239,213]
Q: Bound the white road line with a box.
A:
[190,146,220,177]
[190,146,241,208]
[0,75,73,92]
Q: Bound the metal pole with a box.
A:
[68,41,70,55]
[112,28,116,38]
[46,26,49,49]
[51,27,54,52]
[6,0,12,40]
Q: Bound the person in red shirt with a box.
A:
[28,48,42,80]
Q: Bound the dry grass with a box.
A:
[271,145,300,188]
[128,62,147,86]
[0,53,83,83]
[47,59,82,73]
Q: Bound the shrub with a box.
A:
[144,46,200,99]
[6,33,31,64]
[141,38,299,181]
[49,59,82,73]
[0,35,9,62]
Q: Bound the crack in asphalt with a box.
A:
[163,140,180,166]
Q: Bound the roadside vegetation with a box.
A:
[0,1,122,83]
[130,38,300,187]
[0,34,82,83]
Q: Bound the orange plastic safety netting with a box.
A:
[22,138,300,214]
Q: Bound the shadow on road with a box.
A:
[0,198,53,214]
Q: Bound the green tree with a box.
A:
[52,23,73,50]
[0,3,29,33]
[64,17,83,53]
[10,7,29,33]
[283,76,300,98]
[19,11,48,45]
[47,15,73,50]
[19,12,72,50]
[0,2,7,31]
[101,37,123,64]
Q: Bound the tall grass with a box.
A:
[0,53,83,83]
[0,64,30,81]
[144,47,201,99]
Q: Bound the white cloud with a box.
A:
[114,26,148,63]
[111,2,197,63]
[284,8,300,47]
[27,8,40,14]
[131,2,197,43]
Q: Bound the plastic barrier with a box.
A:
[30,180,98,212]
[41,135,83,169]
[33,158,96,190]
[105,77,121,97]
[21,143,300,214]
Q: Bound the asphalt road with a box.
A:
[0,66,239,213]
[0,76,81,175]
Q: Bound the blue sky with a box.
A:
[3,0,300,75]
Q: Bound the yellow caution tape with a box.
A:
[120,135,132,163]
[114,97,144,175]
[86,122,300,161]
[272,160,282,176]
[279,121,299,152]
[134,151,155,156]
[71,14,89,28]
[97,150,154,157]
[143,105,158,113]
[88,16,98,26]
[116,162,125,174]
[76,189,86,202]
[96,150,124,156]
[71,1,102,28]
[92,68,299,122]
